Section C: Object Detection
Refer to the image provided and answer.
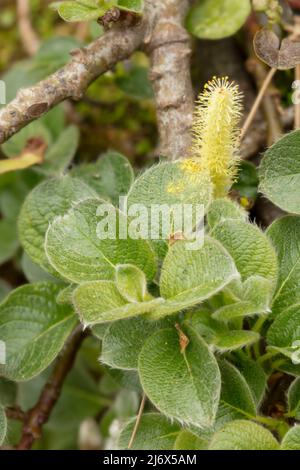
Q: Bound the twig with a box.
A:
[17,325,89,450]
[16,0,40,56]
[5,406,27,422]
[0,1,194,161]
[0,21,145,145]
[146,0,194,160]
[240,67,277,140]
[128,393,146,449]
[246,58,282,145]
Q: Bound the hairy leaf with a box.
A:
[0,283,77,381]
[18,176,97,275]
[186,0,251,40]
[45,198,157,283]
[267,216,300,316]
[118,413,180,450]
[138,326,221,428]
[259,131,300,213]
[73,280,163,325]
[212,219,278,284]
[149,238,238,319]
[71,151,134,204]
[209,420,279,450]
[281,426,300,450]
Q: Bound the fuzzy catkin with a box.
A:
[190,77,243,198]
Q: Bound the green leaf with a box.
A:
[118,413,180,450]
[149,238,238,320]
[234,356,266,407]
[21,252,57,284]
[173,429,207,450]
[209,420,279,450]
[288,378,300,419]
[127,160,213,256]
[212,331,260,352]
[207,197,247,230]
[0,281,10,303]
[56,284,76,305]
[267,216,300,316]
[0,378,17,407]
[138,326,221,428]
[186,0,251,40]
[259,130,300,214]
[0,282,77,381]
[45,198,157,283]
[212,276,273,322]
[233,160,259,200]
[18,176,97,275]
[267,304,300,348]
[281,426,300,450]
[73,280,163,325]
[39,126,79,176]
[101,316,171,370]
[0,219,19,265]
[0,406,7,445]
[115,264,147,302]
[218,360,256,417]
[56,0,106,22]
[116,66,153,100]
[71,151,134,205]
[117,0,143,13]
[212,219,278,285]
[2,121,52,158]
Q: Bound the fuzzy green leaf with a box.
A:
[173,429,207,450]
[213,331,260,352]
[115,264,147,303]
[56,0,107,22]
[267,304,300,348]
[0,406,7,445]
[267,216,300,316]
[259,130,300,214]
[71,151,134,204]
[45,198,157,283]
[207,197,248,230]
[281,426,300,450]
[149,238,238,319]
[118,413,180,450]
[212,219,278,285]
[73,280,163,325]
[101,316,171,370]
[39,126,79,176]
[186,0,251,40]
[219,360,256,417]
[234,356,266,407]
[209,420,279,450]
[0,283,77,381]
[213,276,273,322]
[288,378,300,419]
[138,326,221,428]
[18,176,97,275]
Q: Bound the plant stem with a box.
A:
[127,393,146,449]
[240,67,277,140]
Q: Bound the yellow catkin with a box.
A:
[190,77,243,197]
